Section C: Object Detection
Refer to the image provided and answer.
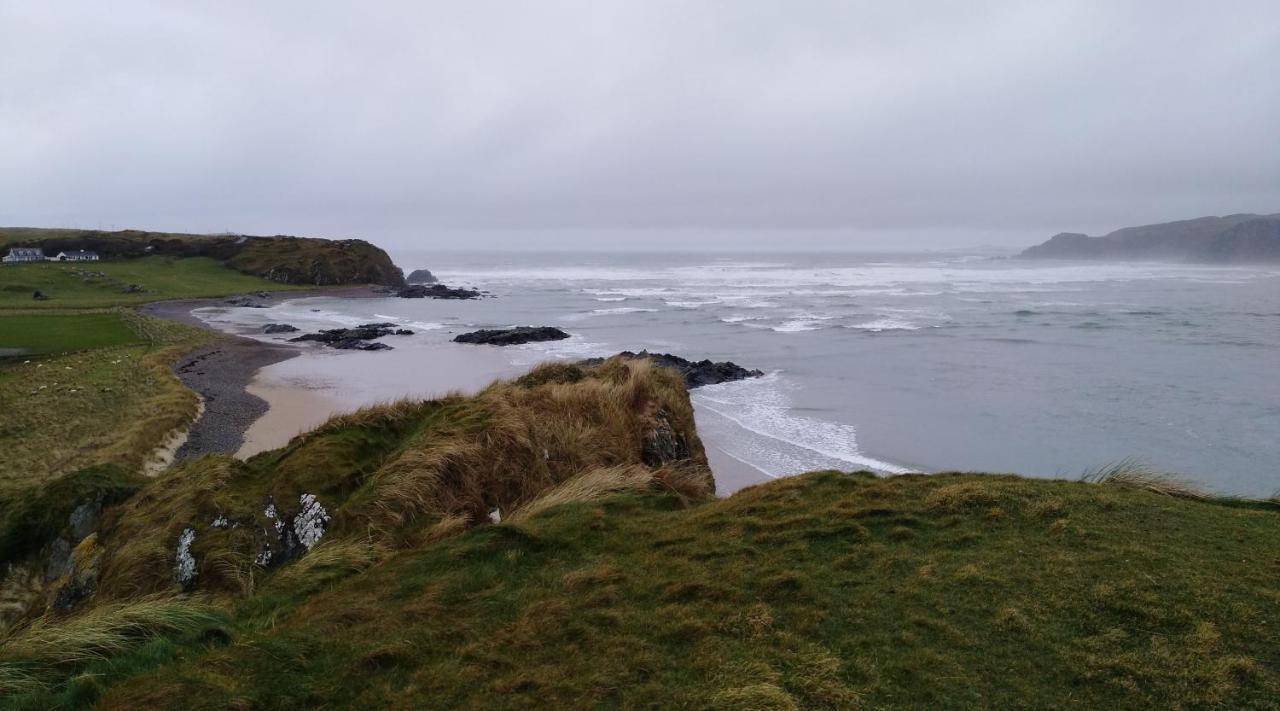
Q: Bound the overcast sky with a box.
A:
[1,1,1277,250]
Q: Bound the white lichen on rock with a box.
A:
[174,527,197,588]
[489,508,502,524]
[292,494,330,550]
[211,514,230,529]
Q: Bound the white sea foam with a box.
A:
[693,374,912,475]
[847,318,921,331]
[590,307,659,315]
[595,296,627,302]
[772,320,826,333]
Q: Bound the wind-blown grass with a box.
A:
[1081,458,1212,500]
[0,596,225,696]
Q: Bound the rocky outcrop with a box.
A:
[290,323,413,350]
[263,323,299,334]
[581,351,763,389]
[454,326,571,346]
[224,295,269,308]
[1020,213,1280,263]
[405,269,438,284]
[397,284,482,299]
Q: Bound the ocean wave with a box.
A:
[590,307,659,315]
[846,318,921,332]
[772,320,829,333]
[594,296,627,302]
[693,375,912,475]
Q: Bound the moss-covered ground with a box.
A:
[4,469,1276,709]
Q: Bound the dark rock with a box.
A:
[32,289,48,300]
[642,411,692,466]
[332,340,393,351]
[262,323,299,334]
[122,283,145,293]
[289,323,413,350]
[397,283,481,299]
[453,326,571,346]
[580,351,763,389]
[225,295,268,308]
[405,268,439,284]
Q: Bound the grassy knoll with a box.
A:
[0,257,308,310]
[1,360,1275,709]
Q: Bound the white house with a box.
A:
[2,247,45,263]
[53,250,100,262]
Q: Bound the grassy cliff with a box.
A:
[1,359,1276,709]
[0,228,404,287]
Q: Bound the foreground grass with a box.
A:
[6,469,1275,709]
[0,256,307,310]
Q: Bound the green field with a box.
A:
[0,256,306,309]
[0,313,143,356]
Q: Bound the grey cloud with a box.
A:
[1,1,1277,249]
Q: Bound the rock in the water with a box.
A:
[453,326,571,346]
[289,323,413,350]
[224,295,268,308]
[580,351,763,388]
[397,283,481,299]
[405,268,438,284]
[263,323,299,334]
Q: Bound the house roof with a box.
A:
[6,247,44,256]
[59,250,98,257]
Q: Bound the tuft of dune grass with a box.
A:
[1081,459,1211,500]
[0,596,224,694]
[509,465,657,523]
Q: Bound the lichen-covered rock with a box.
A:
[174,527,198,591]
[293,494,330,550]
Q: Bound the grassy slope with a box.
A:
[0,312,210,506]
[0,372,1273,709]
[0,256,307,310]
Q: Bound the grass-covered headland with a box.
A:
[1,358,1275,709]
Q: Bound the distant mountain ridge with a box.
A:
[0,227,405,286]
[1020,213,1280,263]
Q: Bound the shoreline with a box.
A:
[144,289,777,494]
[141,287,381,460]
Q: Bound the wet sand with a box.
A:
[234,340,526,457]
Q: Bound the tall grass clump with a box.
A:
[0,596,225,695]
[1081,458,1211,500]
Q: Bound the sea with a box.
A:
[202,250,1280,498]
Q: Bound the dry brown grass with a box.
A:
[359,358,707,534]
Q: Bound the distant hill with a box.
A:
[0,228,405,286]
[1020,213,1280,263]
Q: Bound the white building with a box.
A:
[53,250,100,262]
[2,247,45,263]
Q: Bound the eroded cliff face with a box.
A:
[1,228,405,286]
